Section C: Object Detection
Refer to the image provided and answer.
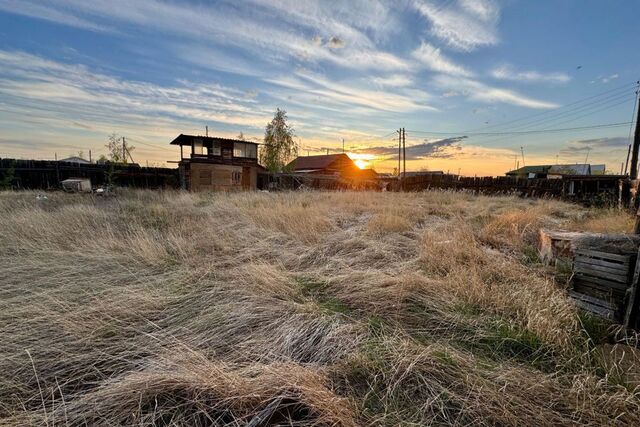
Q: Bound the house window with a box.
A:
[211,141,221,156]
[199,170,212,186]
[246,144,257,159]
[233,142,246,158]
[193,139,204,155]
[233,142,257,159]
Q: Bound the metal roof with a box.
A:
[288,153,353,170]
[170,134,259,146]
[548,164,591,175]
[506,165,552,175]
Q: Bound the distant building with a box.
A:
[287,153,377,180]
[59,156,90,164]
[505,165,552,179]
[401,171,444,178]
[170,134,263,191]
[506,164,606,179]
[547,164,591,178]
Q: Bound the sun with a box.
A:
[354,159,369,169]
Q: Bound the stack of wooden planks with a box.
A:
[570,249,635,320]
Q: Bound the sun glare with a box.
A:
[354,159,369,169]
[349,153,375,169]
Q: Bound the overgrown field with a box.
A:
[1,190,639,426]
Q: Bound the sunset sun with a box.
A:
[354,159,369,169]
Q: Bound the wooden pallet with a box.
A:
[570,249,634,321]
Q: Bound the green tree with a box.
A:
[260,108,297,172]
[105,133,135,164]
[0,160,16,190]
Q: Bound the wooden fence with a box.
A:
[0,158,179,189]
[388,174,623,206]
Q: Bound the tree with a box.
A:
[105,133,135,164]
[0,160,16,190]
[260,108,297,172]
[237,132,245,141]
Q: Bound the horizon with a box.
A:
[0,0,639,175]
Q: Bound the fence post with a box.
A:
[625,247,640,329]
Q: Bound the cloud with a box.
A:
[327,36,346,49]
[491,65,571,84]
[412,42,473,76]
[0,50,272,132]
[354,136,467,160]
[433,75,559,109]
[413,0,500,51]
[0,0,408,72]
[266,70,435,113]
[370,75,413,87]
[561,136,630,154]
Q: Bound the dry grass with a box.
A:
[1,189,638,426]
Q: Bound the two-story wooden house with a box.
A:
[170,134,262,191]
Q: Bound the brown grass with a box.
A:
[0,189,638,426]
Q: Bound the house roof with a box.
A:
[59,156,90,164]
[288,153,353,171]
[170,134,259,146]
[548,164,590,175]
[506,165,552,175]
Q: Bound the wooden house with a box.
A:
[171,134,262,191]
[287,153,377,180]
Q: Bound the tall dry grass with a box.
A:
[0,189,638,426]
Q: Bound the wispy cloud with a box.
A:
[433,75,559,109]
[0,50,272,131]
[0,0,408,72]
[491,65,571,84]
[413,0,500,51]
[560,136,630,155]
[354,136,467,160]
[412,42,473,76]
[591,73,620,84]
[266,69,436,114]
[370,75,414,88]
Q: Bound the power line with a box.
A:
[406,121,633,137]
[461,81,637,134]
[481,91,636,134]
[125,137,177,152]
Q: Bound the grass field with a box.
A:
[1,189,639,426]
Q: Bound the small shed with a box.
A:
[61,178,92,193]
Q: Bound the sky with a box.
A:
[0,0,638,175]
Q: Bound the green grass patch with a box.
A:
[295,276,352,315]
[577,312,611,347]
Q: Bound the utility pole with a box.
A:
[397,128,401,177]
[631,85,640,180]
[402,128,406,178]
[631,83,640,230]
[520,146,526,167]
[342,138,345,153]
[206,126,209,137]
[89,149,92,163]
[625,144,631,175]
[122,136,127,163]
[584,147,591,165]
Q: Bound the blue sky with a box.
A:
[0,0,638,174]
